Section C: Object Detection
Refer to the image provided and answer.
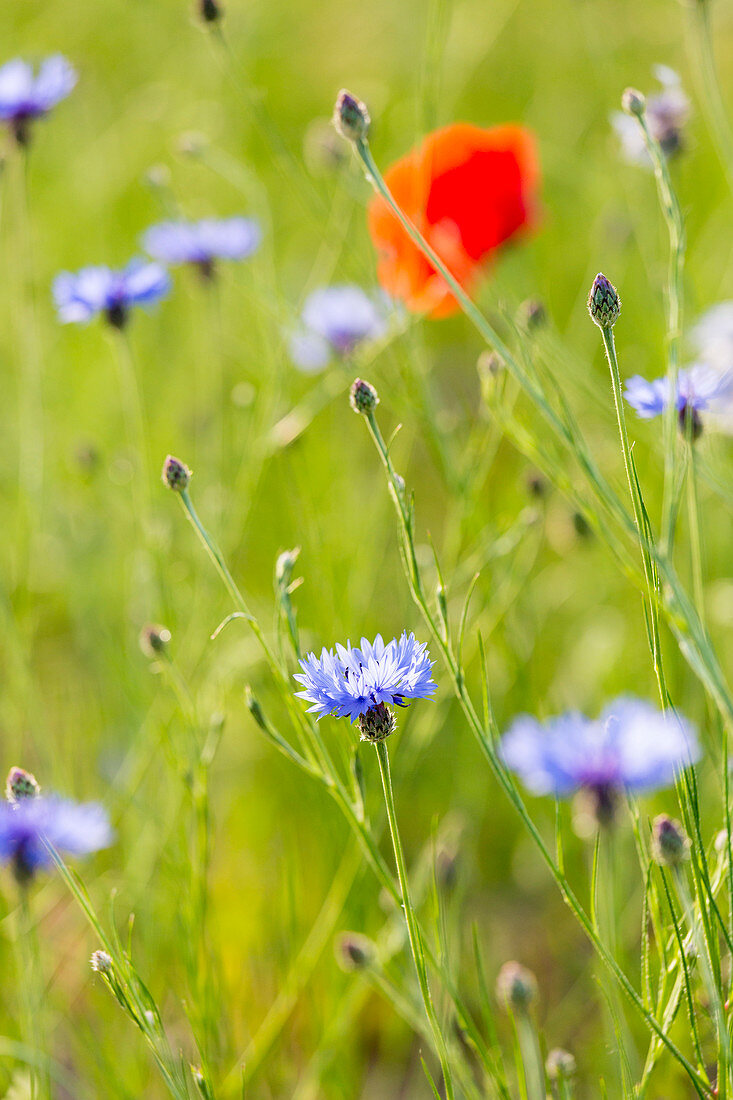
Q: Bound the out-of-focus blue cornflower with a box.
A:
[142,217,261,275]
[611,66,689,167]
[500,697,699,804]
[0,795,113,881]
[0,55,77,144]
[53,260,171,328]
[289,285,390,372]
[624,365,733,436]
[691,302,733,372]
[295,632,436,723]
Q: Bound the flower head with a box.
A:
[161,454,191,492]
[588,273,621,329]
[612,66,690,167]
[333,89,370,143]
[289,285,390,372]
[624,364,733,438]
[368,122,539,318]
[0,55,76,144]
[53,260,171,328]
[295,632,436,741]
[500,697,699,805]
[143,217,260,276]
[5,767,40,803]
[0,795,112,883]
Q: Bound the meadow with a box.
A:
[2,0,733,1096]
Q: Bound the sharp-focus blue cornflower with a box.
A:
[624,365,733,436]
[0,795,113,881]
[0,55,77,145]
[295,633,436,741]
[500,697,699,809]
[289,285,390,372]
[53,260,171,328]
[142,217,261,276]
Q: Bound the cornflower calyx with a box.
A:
[333,89,370,143]
[350,378,379,415]
[139,623,171,658]
[199,0,223,21]
[357,701,397,743]
[651,814,690,867]
[335,931,376,971]
[588,273,621,329]
[162,454,191,492]
[6,767,40,803]
[90,949,113,973]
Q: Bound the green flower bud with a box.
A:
[333,89,370,143]
[622,87,646,118]
[496,961,537,1012]
[350,378,379,415]
[335,931,376,972]
[162,454,191,492]
[651,814,690,867]
[588,273,621,329]
[6,767,40,803]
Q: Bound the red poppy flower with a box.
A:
[367,122,539,319]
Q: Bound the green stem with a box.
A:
[361,408,712,1096]
[690,0,733,193]
[515,1012,545,1100]
[600,324,668,706]
[16,886,50,1100]
[631,110,685,554]
[374,738,455,1100]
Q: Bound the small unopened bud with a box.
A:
[526,471,548,499]
[350,378,379,415]
[496,961,537,1012]
[90,950,113,974]
[335,931,375,972]
[588,273,621,329]
[333,89,370,143]
[517,298,546,331]
[162,454,191,492]
[191,1065,214,1099]
[477,349,503,378]
[357,702,396,743]
[622,87,646,118]
[546,1048,576,1081]
[245,686,267,731]
[652,814,690,867]
[139,623,171,659]
[199,0,222,22]
[276,547,300,588]
[679,402,703,443]
[6,767,40,803]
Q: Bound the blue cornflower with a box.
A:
[142,217,261,277]
[294,632,436,741]
[53,260,171,328]
[0,795,113,882]
[611,66,689,168]
[500,697,699,822]
[0,55,77,145]
[624,365,733,438]
[289,285,390,372]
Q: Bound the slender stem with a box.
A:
[16,886,51,1100]
[686,445,706,629]
[374,738,455,1100]
[630,110,686,553]
[690,0,733,193]
[601,325,668,706]
[361,408,713,1095]
[515,1012,545,1100]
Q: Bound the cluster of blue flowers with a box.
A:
[295,632,436,722]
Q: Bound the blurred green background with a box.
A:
[1,0,733,1095]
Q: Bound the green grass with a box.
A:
[2,0,733,1096]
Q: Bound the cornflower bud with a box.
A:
[276,547,300,588]
[350,377,379,415]
[517,297,546,331]
[90,949,113,974]
[651,814,690,867]
[588,273,621,329]
[199,0,222,22]
[335,931,376,972]
[546,1047,576,1081]
[496,961,537,1012]
[6,767,40,803]
[333,89,370,143]
[161,454,191,492]
[622,87,646,118]
[139,623,171,659]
